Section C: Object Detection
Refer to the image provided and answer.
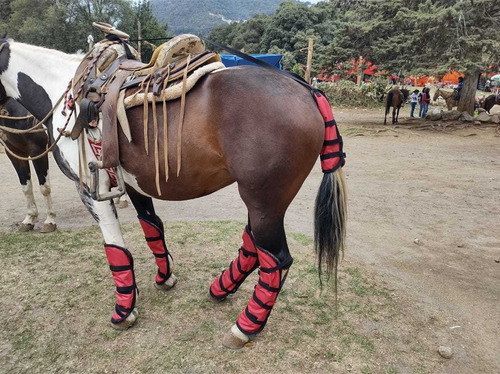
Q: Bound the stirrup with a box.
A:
[88,161,126,201]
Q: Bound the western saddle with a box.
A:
[71,22,224,190]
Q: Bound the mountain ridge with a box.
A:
[151,0,296,35]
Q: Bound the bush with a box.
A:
[318,79,387,107]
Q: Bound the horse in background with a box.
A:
[481,94,500,113]
[0,95,57,232]
[384,87,404,124]
[400,87,410,103]
[433,88,458,110]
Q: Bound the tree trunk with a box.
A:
[457,71,480,115]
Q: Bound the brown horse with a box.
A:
[433,88,457,110]
[481,94,500,113]
[0,90,57,232]
[0,38,347,348]
[384,87,404,124]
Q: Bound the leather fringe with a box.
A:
[142,76,151,155]
[162,69,170,183]
[152,87,161,196]
[177,55,190,177]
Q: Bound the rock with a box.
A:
[438,346,453,359]
[477,112,491,122]
[428,111,442,121]
[473,121,482,126]
[477,107,486,113]
[461,112,474,122]
[491,115,500,124]
[414,238,420,245]
[442,110,461,121]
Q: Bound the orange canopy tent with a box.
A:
[441,70,465,85]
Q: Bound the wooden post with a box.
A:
[305,38,314,84]
[137,20,142,58]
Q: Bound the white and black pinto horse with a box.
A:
[0,38,346,349]
[0,84,57,232]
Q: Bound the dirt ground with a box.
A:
[1,104,499,373]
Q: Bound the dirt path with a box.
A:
[1,105,499,373]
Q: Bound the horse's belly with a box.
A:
[121,153,235,201]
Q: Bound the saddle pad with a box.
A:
[123,61,225,109]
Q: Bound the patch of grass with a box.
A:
[12,331,35,351]
[0,221,439,374]
[290,232,313,246]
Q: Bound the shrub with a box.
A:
[318,79,387,107]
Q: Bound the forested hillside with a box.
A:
[151,0,289,34]
[208,0,499,114]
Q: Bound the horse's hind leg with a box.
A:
[32,156,56,233]
[7,154,37,231]
[222,210,293,349]
[127,188,177,290]
[209,223,259,301]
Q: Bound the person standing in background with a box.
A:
[410,89,419,118]
[421,87,431,118]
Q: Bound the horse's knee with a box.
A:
[39,183,51,197]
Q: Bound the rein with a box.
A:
[0,80,75,161]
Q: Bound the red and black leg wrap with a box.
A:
[313,90,346,173]
[236,247,293,336]
[210,226,259,300]
[104,244,137,324]
[138,216,173,285]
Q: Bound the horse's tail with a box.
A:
[312,91,347,292]
[314,169,347,292]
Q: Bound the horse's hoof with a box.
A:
[40,223,57,233]
[208,289,226,303]
[110,308,138,331]
[19,223,34,232]
[117,200,129,209]
[222,324,250,349]
[154,274,177,291]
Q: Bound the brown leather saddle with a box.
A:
[71,34,220,169]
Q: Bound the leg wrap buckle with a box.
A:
[236,247,292,335]
[210,226,259,300]
[139,216,173,285]
[105,244,137,324]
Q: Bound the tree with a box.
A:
[1,0,170,57]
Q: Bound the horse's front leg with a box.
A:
[32,156,57,233]
[127,188,177,291]
[78,185,138,330]
[7,154,37,231]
